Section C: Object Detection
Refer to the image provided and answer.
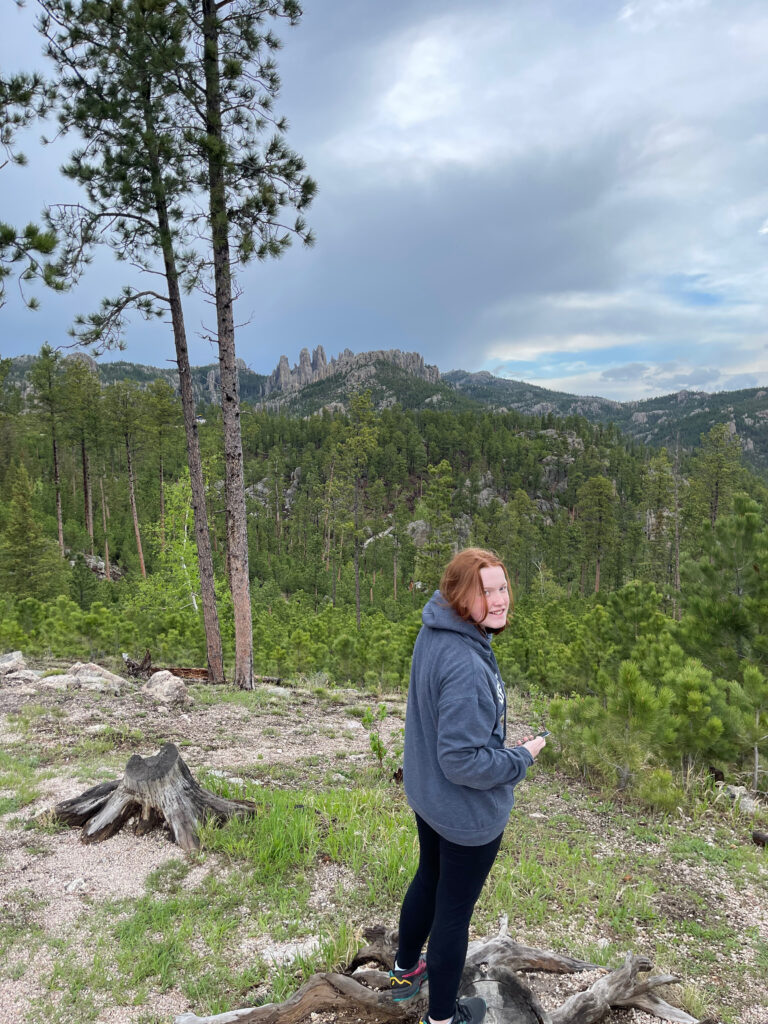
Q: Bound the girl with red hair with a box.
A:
[389,548,546,1024]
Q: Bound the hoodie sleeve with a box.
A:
[435,656,533,790]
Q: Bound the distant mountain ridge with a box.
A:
[6,348,768,471]
[444,368,768,468]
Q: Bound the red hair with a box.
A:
[439,547,513,630]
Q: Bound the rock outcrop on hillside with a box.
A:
[261,347,440,396]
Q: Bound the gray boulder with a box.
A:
[142,670,189,704]
[70,662,127,693]
[4,670,40,685]
[0,651,26,676]
[42,674,82,691]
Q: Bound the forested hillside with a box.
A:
[10,350,768,470]
[1,349,768,807]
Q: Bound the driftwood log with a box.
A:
[52,743,257,852]
[175,920,699,1024]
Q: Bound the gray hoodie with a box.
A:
[403,591,533,846]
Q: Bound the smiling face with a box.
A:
[469,565,510,629]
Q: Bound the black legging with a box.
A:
[396,813,504,1020]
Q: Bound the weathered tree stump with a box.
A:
[175,920,700,1024]
[53,743,257,852]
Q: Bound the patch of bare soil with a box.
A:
[1,665,767,1024]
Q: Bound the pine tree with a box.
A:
[0,464,68,599]
[61,357,102,555]
[37,0,227,681]
[0,72,61,308]
[742,664,768,792]
[38,0,314,688]
[415,460,454,593]
[106,380,147,578]
[577,474,618,593]
[339,392,378,628]
[680,493,766,679]
[143,379,182,550]
[28,343,65,555]
[190,0,315,687]
[685,423,743,544]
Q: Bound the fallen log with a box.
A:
[52,743,257,852]
[161,668,282,685]
[174,919,699,1024]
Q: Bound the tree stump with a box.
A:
[175,920,700,1024]
[52,743,257,852]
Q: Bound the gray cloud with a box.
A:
[601,364,650,382]
[3,0,768,400]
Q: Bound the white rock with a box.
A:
[78,675,122,695]
[70,662,128,687]
[0,651,26,676]
[4,670,41,685]
[142,670,188,704]
[42,674,82,691]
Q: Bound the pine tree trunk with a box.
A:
[141,81,225,684]
[99,476,111,582]
[125,435,147,578]
[203,0,253,689]
[52,430,64,557]
[81,438,94,555]
[673,437,682,620]
[755,709,760,792]
[159,454,166,551]
[354,476,361,628]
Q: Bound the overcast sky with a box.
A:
[3,0,768,401]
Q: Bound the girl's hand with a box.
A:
[519,734,546,759]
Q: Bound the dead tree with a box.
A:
[52,743,256,852]
[175,921,699,1024]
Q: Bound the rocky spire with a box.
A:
[262,348,440,396]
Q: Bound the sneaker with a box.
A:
[389,957,428,1001]
[418,997,487,1024]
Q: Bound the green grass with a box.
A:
[0,748,46,813]
[2,687,766,1024]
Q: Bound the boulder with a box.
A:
[142,670,189,704]
[79,676,122,695]
[406,520,429,548]
[70,662,127,688]
[42,674,82,691]
[0,651,26,676]
[4,670,40,685]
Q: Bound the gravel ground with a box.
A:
[1,659,767,1024]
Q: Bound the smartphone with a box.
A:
[537,729,550,738]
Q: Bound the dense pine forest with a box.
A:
[2,349,768,808]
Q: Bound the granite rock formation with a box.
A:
[262,347,439,396]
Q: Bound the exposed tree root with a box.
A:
[175,921,698,1024]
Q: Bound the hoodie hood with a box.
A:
[422,590,489,647]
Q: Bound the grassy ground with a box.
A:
[0,677,766,1024]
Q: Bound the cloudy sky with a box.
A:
[3,0,768,401]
